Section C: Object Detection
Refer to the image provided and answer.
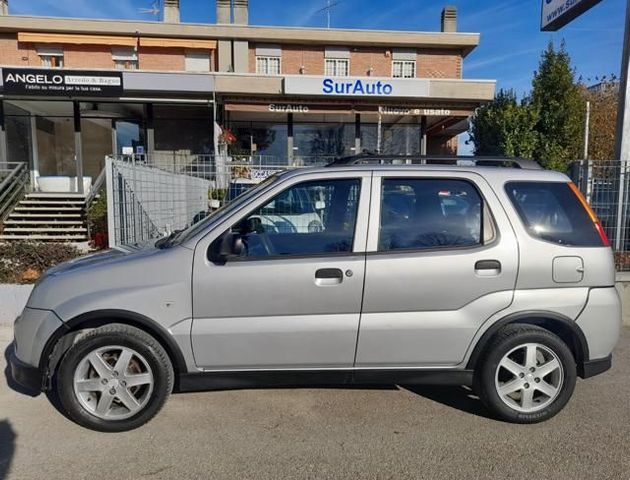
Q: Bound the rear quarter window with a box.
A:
[505,181,602,246]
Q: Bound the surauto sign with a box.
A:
[1,68,124,96]
[285,76,430,98]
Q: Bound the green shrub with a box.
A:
[87,193,108,249]
[0,242,82,284]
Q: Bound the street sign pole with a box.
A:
[615,0,630,162]
[614,0,630,250]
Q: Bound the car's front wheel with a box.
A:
[54,323,174,432]
[477,324,577,423]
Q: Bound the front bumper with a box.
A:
[8,343,42,392]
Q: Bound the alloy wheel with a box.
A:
[494,342,564,413]
[73,345,154,420]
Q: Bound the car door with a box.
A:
[355,170,519,367]
[191,171,371,370]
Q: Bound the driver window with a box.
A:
[229,178,361,258]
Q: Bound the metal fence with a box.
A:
[570,160,630,270]
[105,154,318,247]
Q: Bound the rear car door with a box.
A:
[355,170,519,367]
[191,171,371,370]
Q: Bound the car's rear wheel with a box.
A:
[477,324,576,423]
[54,324,174,432]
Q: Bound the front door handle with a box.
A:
[315,268,343,286]
[475,260,501,276]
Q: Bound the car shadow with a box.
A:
[3,344,39,397]
[401,385,495,420]
[0,420,16,480]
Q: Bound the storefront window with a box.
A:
[5,100,76,178]
[80,102,146,178]
[154,104,213,155]
[294,123,355,162]
[361,122,420,155]
[4,103,32,166]
[230,121,288,163]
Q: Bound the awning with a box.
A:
[139,38,217,49]
[225,101,474,117]
[18,32,137,47]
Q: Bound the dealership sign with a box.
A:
[541,0,603,31]
[285,76,430,98]
[1,68,124,96]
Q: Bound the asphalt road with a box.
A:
[1,325,629,480]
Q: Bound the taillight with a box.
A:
[568,182,610,247]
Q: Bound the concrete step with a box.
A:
[19,200,86,206]
[4,220,84,225]
[25,193,86,199]
[3,227,87,233]
[14,206,83,212]
[8,213,83,218]
[0,234,88,241]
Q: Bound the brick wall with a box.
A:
[64,45,113,69]
[351,47,390,77]
[281,44,324,75]
[247,43,462,79]
[139,46,185,71]
[0,34,35,66]
[418,49,461,78]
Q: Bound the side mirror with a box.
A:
[209,232,245,264]
[315,200,326,210]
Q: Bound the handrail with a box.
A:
[0,162,29,222]
[85,165,107,208]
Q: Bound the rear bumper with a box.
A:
[579,354,612,379]
[8,343,42,392]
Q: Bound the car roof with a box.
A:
[280,163,570,184]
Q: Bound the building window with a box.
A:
[325,58,349,77]
[185,51,211,72]
[392,60,416,78]
[256,56,281,75]
[112,48,138,70]
[37,46,64,68]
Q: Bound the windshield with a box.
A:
[164,173,283,247]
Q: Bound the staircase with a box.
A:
[0,192,89,242]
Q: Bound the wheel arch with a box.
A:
[466,311,591,378]
[40,309,188,390]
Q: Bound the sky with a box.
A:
[7,0,627,150]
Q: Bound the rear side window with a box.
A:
[379,178,485,251]
[505,182,602,246]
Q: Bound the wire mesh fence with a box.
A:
[105,154,318,247]
[570,160,630,271]
[105,155,630,271]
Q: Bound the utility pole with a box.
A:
[615,0,630,162]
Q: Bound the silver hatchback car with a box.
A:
[9,156,621,431]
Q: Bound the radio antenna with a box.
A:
[315,0,342,29]
[138,0,162,20]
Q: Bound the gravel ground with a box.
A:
[1,325,629,480]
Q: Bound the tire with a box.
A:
[476,324,576,424]
[53,323,174,432]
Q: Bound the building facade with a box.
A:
[0,0,495,194]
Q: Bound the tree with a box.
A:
[581,77,618,161]
[530,41,585,171]
[469,89,538,158]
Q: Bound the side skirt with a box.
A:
[177,369,474,393]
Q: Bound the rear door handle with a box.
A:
[475,260,501,275]
[315,268,343,286]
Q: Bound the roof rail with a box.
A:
[326,154,543,170]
